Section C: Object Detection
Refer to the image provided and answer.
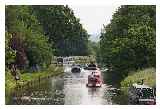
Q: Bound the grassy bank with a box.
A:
[5,64,64,93]
[121,67,156,88]
[120,67,156,95]
[112,68,156,104]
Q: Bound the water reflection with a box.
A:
[7,65,119,105]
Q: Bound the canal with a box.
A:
[7,65,125,105]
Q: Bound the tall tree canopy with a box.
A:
[5,5,90,71]
[32,5,90,56]
[100,5,156,80]
[6,5,53,69]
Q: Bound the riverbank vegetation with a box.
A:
[6,5,156,102]
[121,68,156,88]
[6,64,63,92]
[112,68,156,104]
[99,5,156,86]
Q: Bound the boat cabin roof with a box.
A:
[132,83,152,89]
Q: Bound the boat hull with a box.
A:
[86,83,102,87]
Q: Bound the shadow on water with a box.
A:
[111,90,129,105]
[102,71,128,105]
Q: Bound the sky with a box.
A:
[70,5,121,41]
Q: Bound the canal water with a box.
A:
[7,65,124,105]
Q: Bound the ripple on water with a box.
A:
[9,67,119,105]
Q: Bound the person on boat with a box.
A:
[88,61,96,68]
[88,72,95,81]
[91,72,95,78]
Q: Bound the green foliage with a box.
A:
[100,5,156,81]
[5,32,16,66]
[121,68,156,87]
[33,5,90,56]
[25,29,53,67]
[5,5,53,69]
[88,41,101,63]
[6,5,90,71]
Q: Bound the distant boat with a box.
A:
[71,65,81,73]
[57,57,75,66]
[85,63,98,70]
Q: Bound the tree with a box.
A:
[5,5,53,70]
[99,5,156,82]
[5,32,16,67]
[33,5,90,56]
